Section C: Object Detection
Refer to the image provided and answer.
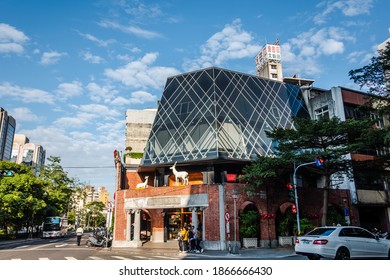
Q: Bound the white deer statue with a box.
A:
[170,162,189,185]
[136,176,149,189]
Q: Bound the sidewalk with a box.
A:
[202,247,297,259]
[111,240,297,259]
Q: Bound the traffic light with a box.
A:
[291,204,297,214]
[315,157,324,166]
[287,183,295,202]
[0,170,14,177]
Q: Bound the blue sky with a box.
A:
[0,0,389,197]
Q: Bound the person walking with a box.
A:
[180,224,189,252]
[188,225,195,252]
[76,226,84,246]
[177,228,182,252]
[195,226,203,253]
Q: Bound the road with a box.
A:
[0,235,304,260]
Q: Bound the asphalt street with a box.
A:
[0,236,299,260]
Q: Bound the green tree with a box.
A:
[349,41,390,98]
[241,117,374,226]
[85,201,106,228]
[349,41,390,177]
[0,161,47,233]
[39,156,76,217]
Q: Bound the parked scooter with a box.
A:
[372,228,389,239]
[86,233,112,247]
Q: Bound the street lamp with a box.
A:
[293,160,316,235]
[231,189,239,254]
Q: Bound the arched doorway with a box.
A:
[275,202,297,246]
[239,203,260,248]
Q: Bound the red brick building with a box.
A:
[112,161,355,249]
[111,68,364,250]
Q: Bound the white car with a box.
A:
[295,226,390,260]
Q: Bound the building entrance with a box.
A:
[164,208,203,240]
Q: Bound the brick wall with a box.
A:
[113,173,354,245]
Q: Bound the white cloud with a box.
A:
[82,51,105,64]
[0,82,55,104]
[55,81,83,100]
[69,131,94,140]
[40,51,67,65]
[9,107,43,122]
[129,90,157,104]
[346,50,374,65]
[104,52,180,90]
[281,27,354,76]
[78,103,121,119]
[314,0,373,24]
[54,116,91,128]
[86,82,117,103]
[20,124,123,190]
[339,0,373,16]
[121,1,163,19]
[99,20,161,39]
[76,31,114,47]
[53,102,121,129]
[0,23,29,54]
[183,19,261,71]
[111,96,131,106]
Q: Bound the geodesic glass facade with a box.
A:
[141,67,308,167]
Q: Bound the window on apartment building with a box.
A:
[353,169,385,191]
[270,64,277,70]
[344,104,370,120]
[370,112,384,128]
[271,73,278,79]
[314,105,329,119]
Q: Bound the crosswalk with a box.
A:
[10,254,183,260]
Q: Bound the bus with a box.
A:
[42,216,68,238]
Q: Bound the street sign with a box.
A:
[343,207,349,217]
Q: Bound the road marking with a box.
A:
[55,244,68,248]
[133,255,149,259]
[29,243,53,250]
[39,258,49,260]
[88,256,104,260]
[65,257,77,260]
[112,256,131,260]
[16,245,29,249]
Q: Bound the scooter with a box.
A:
[86,234,112,247]
[372,228,389,239]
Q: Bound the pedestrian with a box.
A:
[180,224,189,252]
[76,226,84,246]
[177,228,182,252]
[188,225,196,252]
[195,226,203,253]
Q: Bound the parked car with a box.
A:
[295,226,390,260]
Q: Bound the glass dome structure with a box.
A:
[141,67,308,167]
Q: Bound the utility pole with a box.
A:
[293,160,317,235]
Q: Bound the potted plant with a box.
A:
[239,210,259,248]
[277,209,295,246]
[124,146,143,164]
[277,210,314,246]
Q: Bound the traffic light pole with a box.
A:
[293,160,316,235]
